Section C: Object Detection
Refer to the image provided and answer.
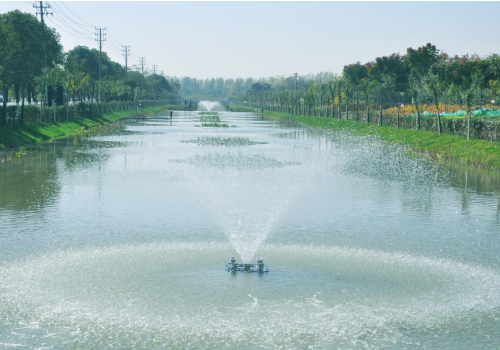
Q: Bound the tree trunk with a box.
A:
[435,94,442,134]
[91,82,95,117]
[15,85,20,105]
[467,100,471,140]
[413,90,420,130]
[27,84,32,104]
[366,95,369,123]
[356,91,359,121]
[20,88,25,125]
[2,83,7,128]
[345,95,349,120]
[378,103,383,126]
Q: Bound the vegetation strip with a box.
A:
[262,110,500,170]
[0,105,168,150]
[181,137,268,146]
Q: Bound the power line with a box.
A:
[49,2,137,70]
[103,42,123,56]
[106,30,122,46]
[46,17,93,40]
[59,1,96,27]
[105,32,122,49]
[49,13,94,38]
[105,41,123,55]
[50,2,94,34]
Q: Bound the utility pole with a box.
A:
[160,70,164,76]
[122,45,130,77]
[139,57,146,90]
[153,65,157,75]
[293,73,298,93]
[95,27,106,102]
[34,1,52,104]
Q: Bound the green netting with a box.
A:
[441,110,467,117]
[410,109,500,117]
[477,109,500,116]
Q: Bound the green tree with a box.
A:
[343,62,368,120]
[455,55,482,140]
[406,43,439,129]
[0,19,9,127]
[0,10,62,125]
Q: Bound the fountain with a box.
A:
[179,149,314,264]
[198,100,223,112]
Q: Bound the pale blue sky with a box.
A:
[2,1,499,79]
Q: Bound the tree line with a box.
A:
[0,10,179,127]
[234,43,500,140]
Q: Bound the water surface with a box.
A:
[1,111,500,349]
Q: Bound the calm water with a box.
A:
[1,111,500,349]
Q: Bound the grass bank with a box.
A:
[262,110,500,170]
[0,105,168,150]
[229,106,255,112]
[164,104,186,111]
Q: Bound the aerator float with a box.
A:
[226,257,269,273]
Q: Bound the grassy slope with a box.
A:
[164,104,186,111]
[0,105,168,150]
[263,110,500,169]
[229,106,255,112]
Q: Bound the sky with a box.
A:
[2,1,500,79]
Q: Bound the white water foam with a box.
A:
[1,242,499,349]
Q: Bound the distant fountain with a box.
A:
[198,100,223,112]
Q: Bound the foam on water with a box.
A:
[1,242,499,349]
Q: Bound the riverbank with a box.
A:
[260,110,500,169]
[0,105,169,150]
[229,106,255,112]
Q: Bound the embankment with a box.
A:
[261,110,500,169]
[0,105,169,150]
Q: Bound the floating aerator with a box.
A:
[226,257,269,273]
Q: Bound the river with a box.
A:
[1,110,499,349]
